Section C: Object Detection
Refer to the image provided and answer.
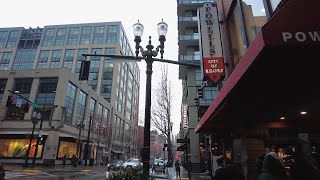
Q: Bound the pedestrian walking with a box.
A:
[72,154,78,167]
[213,157,224,180]
[62,153,67,165]
[258,153,289,180]
[0,162,5,180]
[174,160,181,179]
[187,160,192,179]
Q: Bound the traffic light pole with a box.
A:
[31,114,43,167]
[23,122,36,167]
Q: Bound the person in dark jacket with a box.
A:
[213,158,246,180]
[255,154,265,180]
[213,157,224,180]
[187,160,192,179]
[0,162,5,180]
[175,160,181,179]
[258,153,289,180]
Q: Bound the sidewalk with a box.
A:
[151,166,212,179]
[3,163,107,173]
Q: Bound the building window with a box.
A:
[67,27,79,45]
[0,139,43,158]
[0,52,12,70]
[12,49,36,70]
[35,78,58,120]
[58,140,77,158]
[106,25,118,44]
[95,104,103,130]
[65,82,76,125]
[88,98,96,129]
[55,28,66,46]
[6,30,19,48]
[93,26,104,44]
[103,107,109,128]
[80,26,92,45]
[6,78,33,120]
[63,49,75,69]
[50,50,62,68]
[43,29,55,46]
[0,31,8,48]
[87,48,101,90]
[75,49,88,75]
[76,90,87,127]
[37,50,50,69]
[241,0,267,44]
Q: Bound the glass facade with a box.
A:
[103,107,109,128]
[88,98,96,129]
[63,49,75,69]
[80,26,92,45]
[35,78,58,120]
[55,28,66,46]
[93,26,104,44]
[106,25,118,44]
[58,140,77,158]
[0,52,12,70]
[37,50,50,69]
[75,48,88,77]
[50,50,62,68]
[6,78,33,120]
[0,31,8,48]
[76,90,87,127]
[67,27,79,45]
[42,29,55,46]
[6,30,19,48]
[0,139,43,158]
[64,82,76,125]
[12,49,36,70]
[88,48,101,91]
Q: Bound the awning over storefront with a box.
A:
[195,0,320,133]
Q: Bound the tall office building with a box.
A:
[177,0,217,172]
[0,22,140,164]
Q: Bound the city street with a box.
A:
[3,164,212,180]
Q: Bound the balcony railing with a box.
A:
[179,34,200,40]
[179,54,201,61]
[179,16,198,22]
[178,0,215,5]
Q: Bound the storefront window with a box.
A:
[58,141,77,158]
[241,0,267,43]
[0,79,7,103]
[0,139,43,158]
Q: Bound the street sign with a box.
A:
[16,99,22,107]
[32,103,40,109]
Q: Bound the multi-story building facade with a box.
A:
[177,0,218,172]
[0,22,140,164]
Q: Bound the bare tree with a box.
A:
[151,64,173,165]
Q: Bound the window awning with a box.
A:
[195,0,320,133]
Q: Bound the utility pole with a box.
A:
[31,112,42,167]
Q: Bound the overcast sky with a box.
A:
[0,0,181,135]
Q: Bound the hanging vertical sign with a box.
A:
[198,3,225,83]
[182,104,188,129]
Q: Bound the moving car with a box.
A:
[107,160,123,171]
[123,158,141,169]
[153,159,165,172]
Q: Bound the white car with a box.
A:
[123,158,141,169]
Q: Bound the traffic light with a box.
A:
[194,97,199,106]
[6,96,14,107]
[38,137,44,145]
[198,88,203,99]
[79,61,90,80]
[24,102,30,113]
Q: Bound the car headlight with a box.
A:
[107,164,110,167]
[116,165,120,167]
[133,164,137,166]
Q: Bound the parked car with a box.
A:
[153,159,165,172]
[107,160,123,171]
[123,158,141,169]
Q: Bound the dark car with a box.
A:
[107,160,123,171]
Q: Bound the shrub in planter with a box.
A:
[107,167,155,180]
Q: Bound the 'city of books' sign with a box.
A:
[198,3,225,83]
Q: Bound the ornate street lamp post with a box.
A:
[133,19,168,176]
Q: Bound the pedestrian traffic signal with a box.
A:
[79,61,90,81]
[198,88,203,99]
[6,96,14,107]
[194,98,199,106]
[24,102,30,113]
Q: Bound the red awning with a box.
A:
[195,0,320,133]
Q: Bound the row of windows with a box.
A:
[42,25,119,46]
[0,30,20,48]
